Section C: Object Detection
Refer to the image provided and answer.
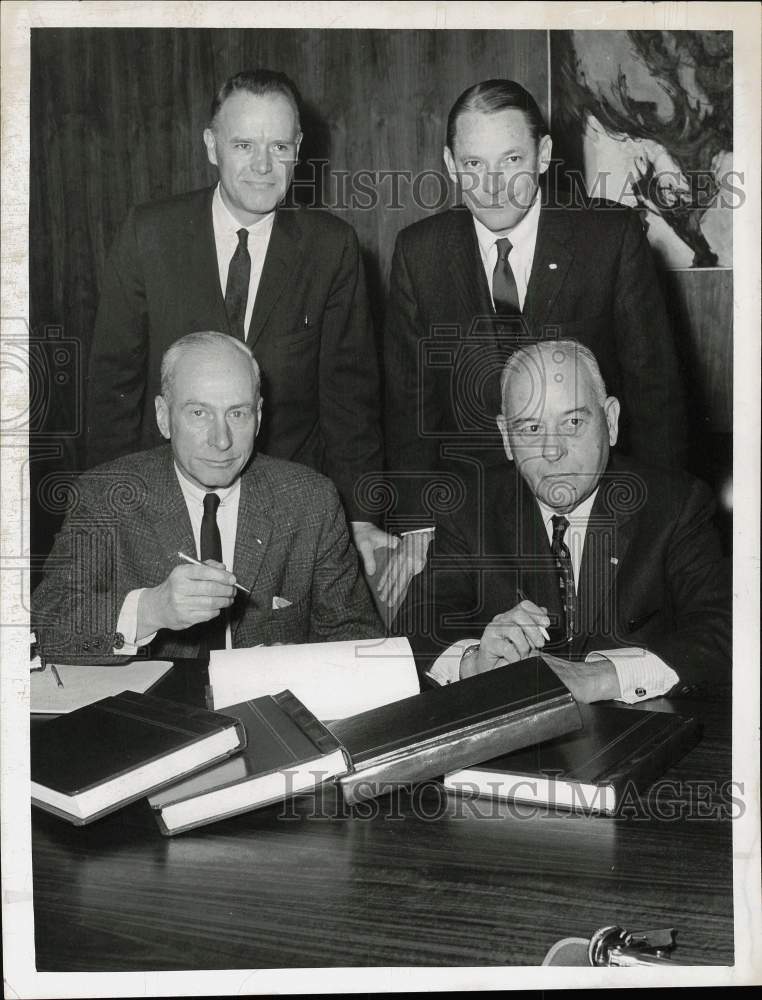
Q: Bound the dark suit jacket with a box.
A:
[397,456,730,696]
[86,187,383,521]
[32,447,383,663]
[384,201,687,523]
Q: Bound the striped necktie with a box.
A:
[551,514,577,644]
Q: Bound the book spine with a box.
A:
[272,690,344,756]
[341,698,581,805]
[599,717,702,789]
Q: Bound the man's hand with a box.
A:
[540,651,622,703]
[470,600,551,677]
[375,529,434,607]
[137,560,237,637]
[350,521,398,577]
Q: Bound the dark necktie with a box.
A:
[200,492,226,651]
[551,515,577,644]
[224,228,251,341]
[492,237,521,316]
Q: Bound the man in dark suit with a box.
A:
[86,68,393,573]
[398,340,728,703]
[381,79,687,604]
[35,332,383,663]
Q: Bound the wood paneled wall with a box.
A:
[29,27,732,564]
[30,27,548,388]
[28,27,548,565]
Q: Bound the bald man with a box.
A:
[399,339,729,703]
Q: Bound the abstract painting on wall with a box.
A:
[550,31,732,269]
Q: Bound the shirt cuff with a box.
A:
[426,637,480,686]
[585,647,679,704]
[117,589,157,656]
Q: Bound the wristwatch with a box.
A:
[458,642,481,679]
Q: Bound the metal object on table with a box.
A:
[587,925,688,966]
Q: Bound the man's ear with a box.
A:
[443,145,458,185]
[203,127,218,168]
[496,414,514,461]
[155,395,171,441]
[254,396,263,441]
[604,396,620,446]
[538,134,552,175]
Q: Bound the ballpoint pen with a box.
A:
[516,587,551,641]
[177,551,251,595]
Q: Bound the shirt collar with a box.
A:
[472,189,542,257]
[212,182,276,237]
[535,486,600,533]
[174,462,242,508]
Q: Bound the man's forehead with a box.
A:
[505,351,595,414]
[172,350,257,399]
[454,107,534,147]
[217,90,297,129]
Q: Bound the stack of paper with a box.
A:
[208,637,419,721]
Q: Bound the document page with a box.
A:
[208,637,420,720]
[31,660,173,714]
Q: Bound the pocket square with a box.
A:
[272,596,293,610]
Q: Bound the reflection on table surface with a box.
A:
[32,664,734,970]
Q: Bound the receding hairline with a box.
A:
[210,88,302,138]
[209,70,302,135]
[160,333,261,400]
[446,79,548,151]
[499,340,609,414]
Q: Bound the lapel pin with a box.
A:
[610,556,619,565]
[256,537,262,545]
[549,262,558,270]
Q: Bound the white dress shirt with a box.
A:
[427,488,679,703]
[117,466,242,652]
[473,191,542,312]
[212,183,276,338]
[411,196,544,536]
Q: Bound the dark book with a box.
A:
[148,691,350,835]
[443,703,702,815]
[328,656,581,805]
[31,691,246,825]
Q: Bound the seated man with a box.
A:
[398,339,730,703]
[33,332,383,662]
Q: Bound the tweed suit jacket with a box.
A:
[32,447,384,663]
[384,201,688,523]
[398,455,730,697]
[86,187,383,521]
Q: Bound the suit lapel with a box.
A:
[186,187,230,334]
[494,474,563,633]
[247,209,303,348]
[148,451,196,570]
[446,208,493,325]
[229,459,275,638]
[577,469,637,644]
[523,204,574,334]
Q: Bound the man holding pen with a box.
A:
[399,340,729,704]
[32,332,382,663]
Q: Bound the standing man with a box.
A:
[87,68,393,573]
[382,79,687,601]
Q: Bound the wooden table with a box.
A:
[31,663,733,970]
